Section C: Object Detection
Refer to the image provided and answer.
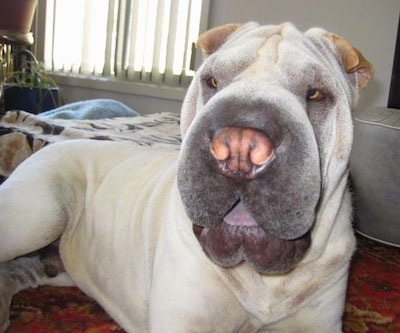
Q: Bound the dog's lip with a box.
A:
[192,200,257,236]
[192,199,269,237]
[192,200,311,273]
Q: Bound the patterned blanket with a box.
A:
[0,110,181,181]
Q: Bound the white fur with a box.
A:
[0,22,365,332]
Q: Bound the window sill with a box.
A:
[50,73,188,102]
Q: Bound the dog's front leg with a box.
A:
[148,217,250,332]
[0,253,74,332]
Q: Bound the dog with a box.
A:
[0,22,372,332]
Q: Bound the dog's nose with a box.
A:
[210,127,274,180]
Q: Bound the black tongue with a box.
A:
[223,201,258,227]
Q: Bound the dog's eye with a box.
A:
[206,77,218,89]
[307,89,325,102]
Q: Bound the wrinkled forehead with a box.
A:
[206,23,339,83]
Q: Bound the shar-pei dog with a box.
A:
[0,22,372,332]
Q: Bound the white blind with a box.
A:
[44,0,208,86]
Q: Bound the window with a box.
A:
[39,0,209,87]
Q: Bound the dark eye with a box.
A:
[307,88,325,102]
[206,77,217,89]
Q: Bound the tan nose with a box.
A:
[210,127,274,180]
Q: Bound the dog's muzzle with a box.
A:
[177,93,320,274]
[191,126,310,273]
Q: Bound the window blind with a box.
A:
[44,0,208,86]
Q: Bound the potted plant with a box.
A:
[1,49,61,114]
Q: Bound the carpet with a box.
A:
[5,234,399,332]
[344,234,400,333]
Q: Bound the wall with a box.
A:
[208,0,400,111]
[58,1,400,114]
[53,75,186,115]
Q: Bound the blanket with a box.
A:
[0,110,181,181]
[38,99,139,120]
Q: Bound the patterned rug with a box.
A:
[344,234,400,333]
[6,234,399,332]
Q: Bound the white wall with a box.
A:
[208,0,400,111]
[59,0,400,114]
[58,84,185,116]
[54,76,186,116]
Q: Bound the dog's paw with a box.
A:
[0,312,10,333]
[0,275,14,332]
[0,318,10,333]
[0,255,47,332]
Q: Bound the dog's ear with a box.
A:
[325,33,373,90]
[196,23,242,57]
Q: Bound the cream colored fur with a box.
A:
[0,22,373,332]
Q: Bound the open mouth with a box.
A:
[193,200,311,274]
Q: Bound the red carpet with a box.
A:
[344,235,400,332]
[7,234,400,332]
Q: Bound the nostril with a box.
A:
[248,132,274,166]
[210,134,230,161]
[210,127,274,179]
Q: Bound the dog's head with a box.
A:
[177,22,372,274]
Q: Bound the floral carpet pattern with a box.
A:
[6,234,400,332]
[343,235,400,333]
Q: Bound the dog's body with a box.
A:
[0,22,372,332]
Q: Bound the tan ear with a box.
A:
[196,23,243,56]
[325,33,373,90]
